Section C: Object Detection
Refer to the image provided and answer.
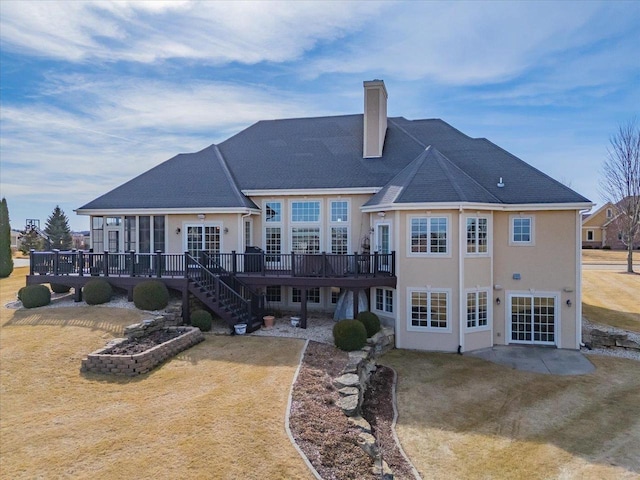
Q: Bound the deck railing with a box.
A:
[29,249,395,279]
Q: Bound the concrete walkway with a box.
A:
[469,345,595,375]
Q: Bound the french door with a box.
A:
[186,225,221,256]
[509,294,557,345]
[376,223,391,271]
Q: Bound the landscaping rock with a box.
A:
[348,415,372,433]
[338,386,359,397]
[337,394,359,417]
[373,458,394,480]
[334,373,360,389]
[357,432,378,458]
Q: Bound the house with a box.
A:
[33,79,591,353]
[582,198,640,249]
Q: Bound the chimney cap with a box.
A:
[363,79,387,96]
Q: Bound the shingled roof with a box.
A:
[78,113,590,212]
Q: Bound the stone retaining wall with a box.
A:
[583,327,640,351]
[81,319,204,376]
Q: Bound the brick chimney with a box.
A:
[363,80,388,158]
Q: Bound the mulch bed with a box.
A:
[289,341,416,480]
[104,329,189,355]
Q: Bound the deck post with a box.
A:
[232,250,237,275]
[261,251,266,276]
[321,252,326,277]
[74,286,82,302]
[129,251,135,277]
[291,251,296,277]
[352,288,360,319]
[301,287,308,329]
[374,251,379,277]
[103,251,109,277]
[354,251,359,278]
[29,249,35,276]
[53,249,60,275]
[182,288,190,324]
[156,250,162,278]
[184,252,189,279]
[391,251,396,277]
[78,250,84,277]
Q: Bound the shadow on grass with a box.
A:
[582,303,640,333]
[382,350,640,478]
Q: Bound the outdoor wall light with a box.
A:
[223,227,229,234]
[496,297,501,305]
[566,299,572,307]
[175,227,181,235]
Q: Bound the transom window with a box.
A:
[410,217,448,254]
[511,216,533,245]
[375,288,394,313]
[292,201,320,222]
[409,290,448,330]
[265,202,281,222]
[331,201,348,222]
[466,290,489,329]
[466,217,488,254]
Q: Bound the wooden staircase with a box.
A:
[186,253,265,333]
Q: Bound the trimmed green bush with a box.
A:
[17,286,26,301]
[191,310,213,332]
[357,311,381,338]
[50,283,71,294]
[21,284,51,308]
[333,319,367,352]
[133,280,169,311]
[83,279,112,305]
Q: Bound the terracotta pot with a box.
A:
[263,315,275,329]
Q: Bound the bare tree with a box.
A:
[600,118,640,273]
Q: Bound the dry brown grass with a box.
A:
[383,350,640,480]
[582,270,640,332]
[1,268,313,480]
[582,249,636,264]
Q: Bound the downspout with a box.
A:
[458,206,465,353]
[577,209,589,349]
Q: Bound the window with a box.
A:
[92,217,104,252]
[375,288,394,313]
[331,201,348,222]
[586,230,594,241]
[265,202,281,222]
[331,226,348,255]
[124,216,136,251]
[105,217,121,227]
[292,287,320,304]
[409,290,449,330]
[510,216,534,245]
[139,216,151,253]
[265,227,281,262]
[153,216,165,252]
[186,225,220,256]
[292,201,320,222]
[292,227,320,254]
[466,217,488,254]
[606,208,612,218]
[266,286,281,303]
[244,220,252,248]
[410,217,448,254]
[466,290,489,329]
[331,287,341,304]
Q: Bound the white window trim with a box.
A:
[264,199,283,224]
[464,215,491,257]
[183,222,223,253]
[509,214,535,246]
[291,286,321,304]
[586,229,594,241]
[407,288,452,333]
[263,199,285,256]
[289,199,322,223]
[465,288,491,332]
[289,198,323,253]
[506,291,559,347]
[374,287,394,314]
[407,214,452,258]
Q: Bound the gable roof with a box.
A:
[78,113,591,213]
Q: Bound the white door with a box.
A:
[376,223,391,271]
[509,294,557,345]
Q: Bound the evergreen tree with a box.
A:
[18,228,44,255]
[0,198,14,278]
[44,205,73,250]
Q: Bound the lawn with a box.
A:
[383,350,640,480]
[582,270,640,332]
[582,249,637,264]
[0,269,313,479]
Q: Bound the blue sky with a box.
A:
[1,0,639,231]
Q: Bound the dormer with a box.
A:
[363,80,388,158]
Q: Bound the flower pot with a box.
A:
[290,316,301,328]
[263,315,275,329]
[234,323,247,335]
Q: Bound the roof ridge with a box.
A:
[212,145,251,207]
[429,146,503,203]
[388,117,427,149]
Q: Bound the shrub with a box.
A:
[17,286,26,301]
[133,280,169,311]
[333,319,367,352]
[21,284,51,308]
[50,283,71,294]
[83,279,112,305]
[357,311,381,338]
[191,310,213,332]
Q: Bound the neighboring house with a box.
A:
[582,198,640,249]
[10,229,21,251]
[73,80,592,352]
